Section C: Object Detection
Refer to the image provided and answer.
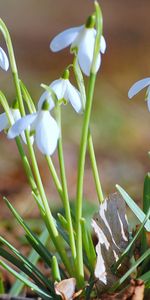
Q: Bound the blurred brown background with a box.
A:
[0,0,150,228]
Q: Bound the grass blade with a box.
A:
[10,228,49,296]
[0,259,52,299]
[116,185,150,231]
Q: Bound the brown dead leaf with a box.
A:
[100,279,144,300]
[92,193,129,293]
[55,278,76,300]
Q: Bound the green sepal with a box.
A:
[85,15,96,29]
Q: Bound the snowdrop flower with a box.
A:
[0,106,28,144]
[128,77,150,111]
[0,47,9,71]
[8,101,60,156]
[50,16,106,76]
[38,70,82,113]
[0,108,21,132]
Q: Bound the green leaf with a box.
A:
[81,218,96,272]
[116,185,150,231]
[0,259,52,299]
[0,272,5,294]
[112,207,150,273]
[3,197,66,277]
[139,270,150,288]
[141,173,150,254]
[10,228,49,296]
[20,80,36,113]
[111,248,150,291]
[0,246,47,291]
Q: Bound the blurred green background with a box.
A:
[0,0,150,227]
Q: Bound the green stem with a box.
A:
[73,53,104,205]
[75,1,103,286]
[57,107,76,264]
[88,131,104,203]
[45,155,63,200]
[0,19,25,116]
[19,80,63,203]
[25,133,72,274]
[0,18,71,274]
[76,73,96,285]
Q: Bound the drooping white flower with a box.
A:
[38,70,82,113]
[50,18,106,76]
[0,47,9,71]
[128,77,150,111]
[0,108,32,144]
[8,102,60,156]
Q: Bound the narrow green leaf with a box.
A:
[81,218,95,272]
[0,259,52,299]
[116,185,150,231]
[111,248,150,291]
[0,236,54,292]
[0,247,46,290]
[4,197,66,279]
[20,80,36,113]
[112,207,150,273]
[10,228,49,296]
[141,173,150,254]
[0,272,5,294]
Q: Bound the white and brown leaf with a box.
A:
[92,193,129,292]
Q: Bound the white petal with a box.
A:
[50,26,82,52]
[35,111,59,155]
[50,79,67,100]
[0,47,9,71]
[0,112,9,132]
[8,113,37,139]
[128,78,150,99]
[147,99,150,112]
[77,28,98,76]
[38,90,55,111]
[11,109,21,122]
[100,36,106,54]
[65,80,82,113]
[92,30,106,54]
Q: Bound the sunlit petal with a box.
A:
[128,78,150,99]
[50,26,82,52]
[0,47,9,71]
[0,112,9,132]
[8,113,37,139]
[65,80,82,113]
[100,36,106,54]
[50,79,67,100]
[147,99,150,112]
[35,111,59,155]
[38,90,55,111]
[78,29,97,76]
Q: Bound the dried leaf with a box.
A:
[100,279,144,300]
[92,193,129,292]
[55,278,76,300]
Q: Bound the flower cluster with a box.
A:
[0,15,106,156]
[50,20,106,76]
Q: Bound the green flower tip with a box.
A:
[42,100,49,110]
[12,99,19,109]
[85,14,96,28]
[62,69,70,80]
[147,172,150,179]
